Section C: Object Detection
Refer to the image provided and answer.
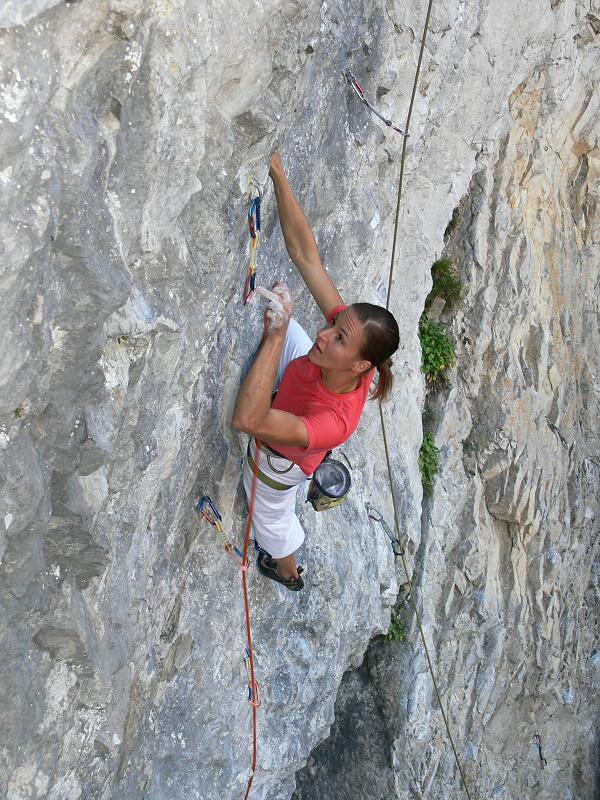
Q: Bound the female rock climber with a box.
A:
[231,152,399,592]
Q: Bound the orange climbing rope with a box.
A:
[241,439,262,800]
[198,443,262,799]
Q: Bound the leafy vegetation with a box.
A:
[424,257,462,312]
[419,317,456,387]
[418,433,439,495]
[417,252,461,499]
[14,407,23,419]
[384,610,405,643]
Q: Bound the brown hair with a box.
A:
[351,303,400,402]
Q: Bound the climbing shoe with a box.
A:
[257,552,304,592]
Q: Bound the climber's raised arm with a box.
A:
[269,152,343,319]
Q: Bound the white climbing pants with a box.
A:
[241,318,313,559]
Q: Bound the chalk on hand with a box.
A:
[255,286,284,311]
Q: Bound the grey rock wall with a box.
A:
[0,2,411,798]
[295,2,600,798]
[0,1,598,799]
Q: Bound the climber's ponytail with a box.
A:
[350,303,400,403]
[372,358,394,402]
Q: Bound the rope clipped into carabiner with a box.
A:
[243,647,261,708]
[366,503,405,557]
[197,495,244,566]
[243,186,262,304]
[345,72,409,137]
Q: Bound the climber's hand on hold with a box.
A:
[256,282,292,336]
[269,150,283,181]
[272,280,292,309]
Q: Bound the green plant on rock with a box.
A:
[384,610,405,643]
[419,317,456,387]
[419,433,439,495]
[424,257,463,311]
[14,407,23,419]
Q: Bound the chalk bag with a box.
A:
[307,458,352,512]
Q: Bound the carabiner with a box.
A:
[366,503,405,558]
[198,495,222,525]
[248,196,261,237]
[344,70,408,137]
[366,503,383,523]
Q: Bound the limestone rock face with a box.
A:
[295,2,600,799]
[0,2,598,800]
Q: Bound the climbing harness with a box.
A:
[266,452,295,475]
[260,442,296,475]
[306,454,352,512]
[366,503,404,557]
[345,71,408,137]
[243,185,262,304]
[197,495,244,565]
[534,734,548,768]
[247,441,294,491]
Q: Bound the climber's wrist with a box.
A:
[270,320,288,338]
[269,166,284,185]
[263,318,288,341]
[269,152,286,183]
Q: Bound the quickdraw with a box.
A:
[345,71,409,137]
[243,647,261,708]
[197,495,243,566]
[366,503,405,557]
[243,186,262,304]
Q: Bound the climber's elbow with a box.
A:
[231,410,248,433]
[231,409,260,435]
[232,393,264,433]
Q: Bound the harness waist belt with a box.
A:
[262,443,287,459]
[247,445,294,491]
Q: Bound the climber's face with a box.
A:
[308,308,371,375]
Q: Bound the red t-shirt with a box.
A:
[266,305,375,476]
